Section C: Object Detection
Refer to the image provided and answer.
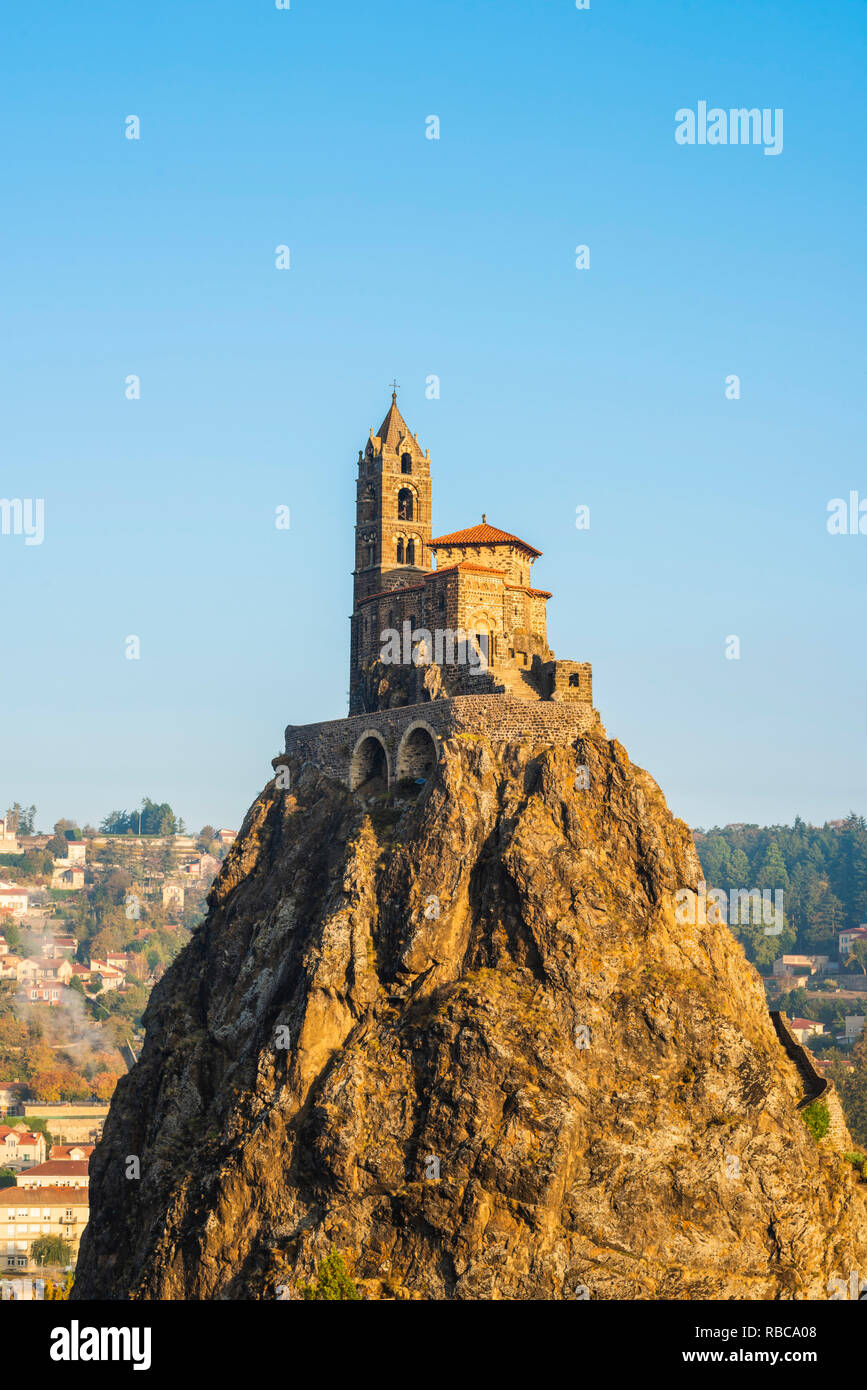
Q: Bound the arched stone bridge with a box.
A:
[274,694,602,792]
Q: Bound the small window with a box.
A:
[401,453,412,474]
[396,539,405,564]
[569,673,580,687]
[406,541,416,565]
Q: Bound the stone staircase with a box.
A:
[490,665,541,701]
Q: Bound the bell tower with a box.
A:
[349,387,433,709]
[353,387,432,602]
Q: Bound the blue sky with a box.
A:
[1,0,865,833]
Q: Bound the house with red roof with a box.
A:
[0,883,28,918]
[0,1125,47,1169]
[49,1144,94,1162]
[789,1018,826,1044]
[17,1159,89,1189]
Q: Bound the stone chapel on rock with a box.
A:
[278,390,603,791]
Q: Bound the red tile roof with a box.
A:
[433,562,507,578]
[429,522,542,557]
[505,583,553,599]
[0,1185,89,1206]
[17,1159,89,1178]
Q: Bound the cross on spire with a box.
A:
[389,379,400,400]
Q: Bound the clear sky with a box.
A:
[1,0,865,834]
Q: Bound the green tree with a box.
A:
[300,1248,360,1301]
[758,839,790,891]
[30,1235,72,1268]
[848,940,867,975]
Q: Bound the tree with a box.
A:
[5,803,36,835]
[299,1248,360,1301]
[848,940,867,976]
[197,825,217,852]
[758,840,790,891]
[92,1072,121,1101]
[30,1235,72,1268]
[46,832,68,860]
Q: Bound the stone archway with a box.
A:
[395,721,439,783]
[350,731,390,790]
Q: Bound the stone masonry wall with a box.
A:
[771,1011,854,1154]
[277,694,604,789]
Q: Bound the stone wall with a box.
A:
[277,694,604,790]
[771,1011,854,1153]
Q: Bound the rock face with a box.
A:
[74,733,867,1299]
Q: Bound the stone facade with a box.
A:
[349,393,567,715]
[283,389,602,788]
[278,695,604,791]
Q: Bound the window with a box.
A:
[396,539,404,564]
[397,488,413,521]
[406,541,415,565]
[439,595,445,613]
[401,453,412,474]
[569,673,580,687]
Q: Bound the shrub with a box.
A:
[802,1099,830,1142]
[299,1248,360,1301]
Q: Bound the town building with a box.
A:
[0,1084,28,1115]
[49,1145,94,1162]
[771,953,832,978]
[17,1104,108,1145]
[0,1185,89,1273]
[41,935,78,959]
[88,960,125,993]
[0,884,28,919]
[0,819,20,854]
[17,1160,89,1190]
[161,883,184,911]
[839,926,867,960]
[789,1018,826,1044]
[0,1127,47,1170]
